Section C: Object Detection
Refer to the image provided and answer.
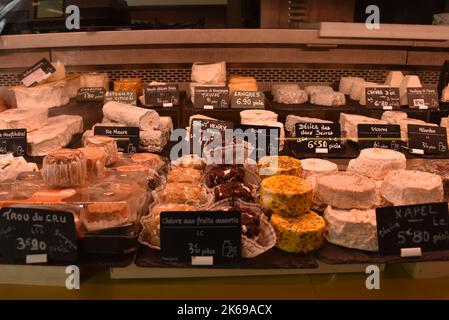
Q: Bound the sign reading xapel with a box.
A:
[0,208,78,263]
[160,211,241,264]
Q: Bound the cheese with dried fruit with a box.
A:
[271,211,325,253]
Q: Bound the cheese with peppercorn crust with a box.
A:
[260,175,312,217]
[258,155,302,179]
[271,211,325,253]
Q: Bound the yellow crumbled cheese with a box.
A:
[260,175,312,217]
[258,156,302,179]
[271,211,325,253]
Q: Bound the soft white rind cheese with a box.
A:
[301,158,338,179]
[339,113,387,142]
[305,86,333,98]
[274,88,308,104]
[381,111,408,124]
[381,169,444,206]
[384,71,404,87]
[349,81,376,101]
[240,110,278,124]
[0,108,48,132]
[103,101,159,131]
[399,75,422,105]
[80,73,109,91]
[191,61,226,84]
[339,77,365,95]
[12,80,69,110]
[311,91,346,107]
[271,83,300,96]
[324,206,378,252]
[347,148,406,180]
[46,61,66,82]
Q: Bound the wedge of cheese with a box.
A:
[339,113,387,143]
[384,71,404,87]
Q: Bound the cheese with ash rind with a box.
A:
[271,83,300,96]
[347,148,406,180]
[285,115,332,136]
[338,77,365,95]
[316,172,380,209]
[27,115,83,156]
[384,71,404,87]
[103,101,159,131]
[0,108,47,132]
[260,175,312,217]
[324,206,378,252]
[305,86,333,98]
[311,91,346,107]
[274,88,308,104]
[399,75,422,105]
[349,81,377,101]
[191,61,226,84]
[301,158,338,179]
[381,111,408,124]
[339,113,387,142]
[271,211,325,253]
[381,169,444,206]
[12,80,69,110]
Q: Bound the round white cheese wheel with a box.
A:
[381,169,444,206]
[347,148,406,180]
[338,77,364,95]
[316,172,380,209]
[324,206,378,252]
[301,158,338,179]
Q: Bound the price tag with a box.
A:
[376,202,449,255]
[19,58,56,87]
[407,87,439,109]
[76,87,106,103]
[104,91,137,105]
[0,208,78,263]
[94,126,140,154]
[365,87,401,110]
[0,129,27,156]
[293,122,342,154]
[357,124,402,151]
[230,91,265,109]
[144,84,179,107]
[194,87,230,109]
[407,125,448,155]
[160,211,241,264]
[190,118,234,157]
[235,124,280,160]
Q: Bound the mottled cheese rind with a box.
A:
[339,77,365,95]
[339,113,387,143]
[324,206,378,252]
[381,169,444,206]
[271,211,325,253]
[261,175,312,217]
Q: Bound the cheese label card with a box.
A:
[235,124,280,160]
[0,208,78,263]
[230,91,265,109]
[376,202,449,255]
[0,129,27,157]
[19,58,56,87]
[104,91,137,105]
[160,211,241,263]
[365,87,400,110]
[94,126,139,154]
[76,87,106,102]
[407,88,439,109]
[190,118,234,157]
[194,87,230,109]
[144,84,179,107]
[293,122,343,154]
[407,124,448,155]
[357,124,402,151]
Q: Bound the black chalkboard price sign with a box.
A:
[76,87,106,102]
[194,87,230,109]
[357,124,402,151]
[190,118,234,157]
[104,91,137,105]
[94,126,140,154]
[376,202,449,255]
[19,58,56,87]
[365,87,401,110]
[235,124,280,160]
[160,211,241,264]
[407,88,439,109]
[293,122,342,154]
[230,91,265,109]
[407,124,448,155]
[0,208,78,263]
[144,84,179,107]
[0,129,27,156]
